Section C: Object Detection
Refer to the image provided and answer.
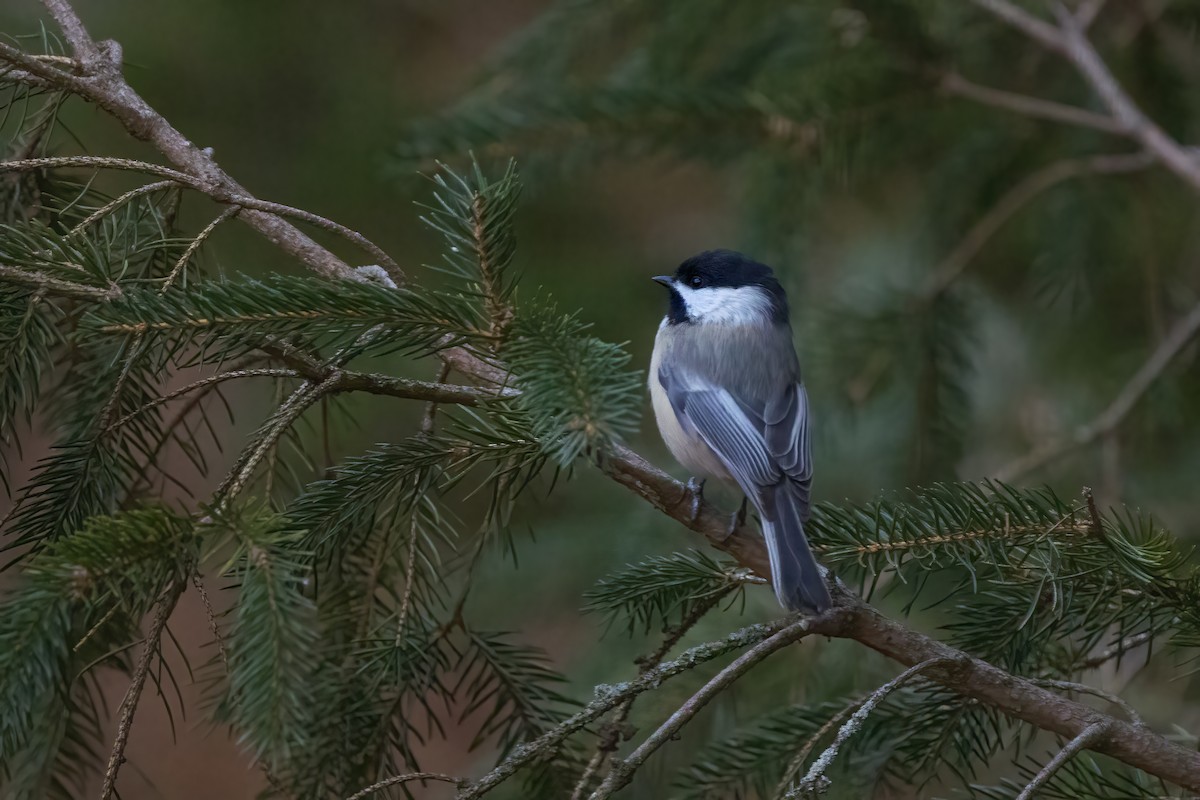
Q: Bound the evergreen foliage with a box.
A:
[4,3,1200,799]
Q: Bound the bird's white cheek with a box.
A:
[675,285,773,324]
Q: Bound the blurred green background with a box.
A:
[4,0,1200,797]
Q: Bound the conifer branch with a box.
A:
[595,449,1200,791]
[456,615,828,800]
[66,180,178,238]
[588,617,820,799]
[98,579,185,800]
[161,205,240,291]
[996,299,1200,481]
[0,263,120,300]
[342,772,462,800]
[1014,720,1110,800]
[571,587,735,800]
[788,658,955,798]
[772,696,864,798]
[0,157,400,277]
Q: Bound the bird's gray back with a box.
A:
[655,322,800,409]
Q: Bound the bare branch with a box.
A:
[970,0,1067,53]
[588,617,819,799]
[343,772,462,800]
[40,0,103,63]
[970,0,1200,193]
[996,299,1200,481]
[99,580,185,800]
[940,72,1125,135]
[1015,721,1110,800]
[789,658,956,797]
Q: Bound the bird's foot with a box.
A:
[680,476,705,523]
[723,496,749,541]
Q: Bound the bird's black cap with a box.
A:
[660,249,789,324]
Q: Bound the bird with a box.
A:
[648,249,831,613]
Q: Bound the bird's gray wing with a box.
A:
[762,381,813,516]
[658,364,781,497]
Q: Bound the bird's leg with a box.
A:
[725,496,749,541]
[679,477,705,523]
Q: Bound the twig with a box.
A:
[41,0,103,63]
[98,579,185,800]
[66,179,178,238]
[191,570,229,672]
[0,157,400,275]
[1079,630,1155,669]
[1014,720,1110,800]
[788,658,955,797]
[343,772,462,800]
[215,373,341,508]
[160,205,240,292]
[0,263,120,300]
[996,299,1200,481]
[970,0,1068,52]
[772,696,864,799]
[1051,5,1200,192]
[922,152,1152,298]
[939,72,1124,135]
[105,368,297,433]
[0,155,194,184]
[1033,678,1143,727]
[588,617,820,799]
[421,362,453,434]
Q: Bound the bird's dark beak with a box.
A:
[652,275,672,287]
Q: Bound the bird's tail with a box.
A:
[761,484,831,613]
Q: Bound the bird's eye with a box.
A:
[688,275,704,288]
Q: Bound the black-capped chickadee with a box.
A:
[649,250,832,613]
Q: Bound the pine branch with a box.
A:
[343,772,463,800]
[1013,721,1110,800]
[457,615,819,800]
[786,658,955,798]
[98,579,184,800]
[594,446,1200,791]
[588,617,820,799]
